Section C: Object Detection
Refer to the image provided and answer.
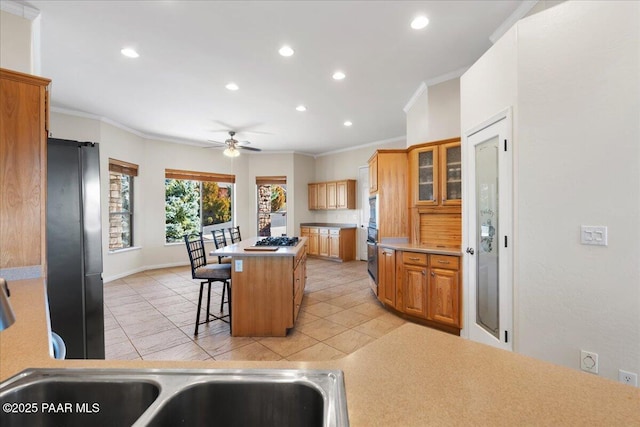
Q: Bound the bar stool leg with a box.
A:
[194,282,205,336]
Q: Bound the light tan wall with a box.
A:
[0,10,31,73]
[313,139,405,224]
[406,87,429,146]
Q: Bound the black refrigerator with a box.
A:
[47,138,105,359]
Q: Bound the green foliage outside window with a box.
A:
[271,185,286,212]
[165,179,233,243]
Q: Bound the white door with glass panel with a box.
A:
[465,114,513,351]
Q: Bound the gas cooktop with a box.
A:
[254,236,300,247]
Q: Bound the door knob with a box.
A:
[466,247,475,255]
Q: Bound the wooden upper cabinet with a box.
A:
[308,180,355,210]
[409,138,461,207]
[368,154,378,193]
[326,182,337,209]
[0,69,51,276]
[410,145,439,206]
[308,184,318,210]
[440,142,462,206]
[317,183,327,209]
[373,151,409,240]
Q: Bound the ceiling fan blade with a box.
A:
[238,146,261,152]
[204,140,227,149]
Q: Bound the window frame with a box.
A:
[108,158,138,251]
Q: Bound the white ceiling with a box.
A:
[26,0,526,155]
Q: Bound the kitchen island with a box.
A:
[1,279,639,426]
[212,236,308,337]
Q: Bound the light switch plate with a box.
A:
[581,226,608,246]
[235,260,243,272]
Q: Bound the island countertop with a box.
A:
[212,236,307,257]
[1,279,639,426]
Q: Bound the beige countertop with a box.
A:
[300,223,358,229]
[211,236,307,257]
[1,279,638,425]
[378,241,463,256]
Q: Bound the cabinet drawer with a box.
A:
[319,228,329,235]
[309,227,319,235]
[429,254,459,270]
[402,252,428,266]
[329,229,340,236]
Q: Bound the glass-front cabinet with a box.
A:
[412,146,438,205]
[410,139,462,207]
[440,142,462,206]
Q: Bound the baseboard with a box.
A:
[103,261,190,283]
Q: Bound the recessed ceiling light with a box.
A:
[120,47,139,58]
[225,82,239,91]
[332,71,346,80]
[344,121,352,127]
[279,45,294,57]
[411,15,429,30]
[296,105,307,112]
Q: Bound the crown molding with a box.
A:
[314,135,406,158]
[403,82,427,113]
[0,0,40,20]
[425,66,467,87]
[490,0,538,44]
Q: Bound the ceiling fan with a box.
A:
[207,131,262,157]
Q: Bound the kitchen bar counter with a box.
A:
[212,236,306,257]
[1,279,639,425]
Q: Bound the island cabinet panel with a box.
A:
[0,69,50,276]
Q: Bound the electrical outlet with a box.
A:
[580,350,599,374]
[618,370,638,387]
[234,260,243,272]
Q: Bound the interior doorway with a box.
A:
[463,110,513,351]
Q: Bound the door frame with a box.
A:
[358,165,370,261]
[461,108,514,351]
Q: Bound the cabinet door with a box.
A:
[318,229,329,256]
[403,264,428,319]
[336,181,347,209]
[327,182,337,209]
[378,247,396,307]
[428,267,460,327]
[329,229,340,258]
[308,228,319,255]
[369,155,378,193]
[0,70,50,273]
[308,184,318,210]
[440,142,462,206]
[412,146,438,206]
[317,183,327,209]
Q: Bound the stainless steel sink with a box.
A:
[0,368,349,427]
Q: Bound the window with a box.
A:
[256,176,287,237]
[165,169,235,243]
[108,158,138,250]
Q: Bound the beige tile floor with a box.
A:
[104,258,406,362]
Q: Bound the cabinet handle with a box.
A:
[431,271,435,277]
[422,271,426,276]
[437,260,450,264]
[409,257,421,261]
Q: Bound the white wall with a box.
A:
[461,0,640,380]
[406,78,461,146]
[0,10,31,73]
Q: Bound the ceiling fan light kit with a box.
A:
[208,130,262,156]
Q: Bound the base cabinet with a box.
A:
[300,226,355,262]
[379,249,461,332]
[378,247,396,307]
[402,265,428,319]
[429,266,460,327]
